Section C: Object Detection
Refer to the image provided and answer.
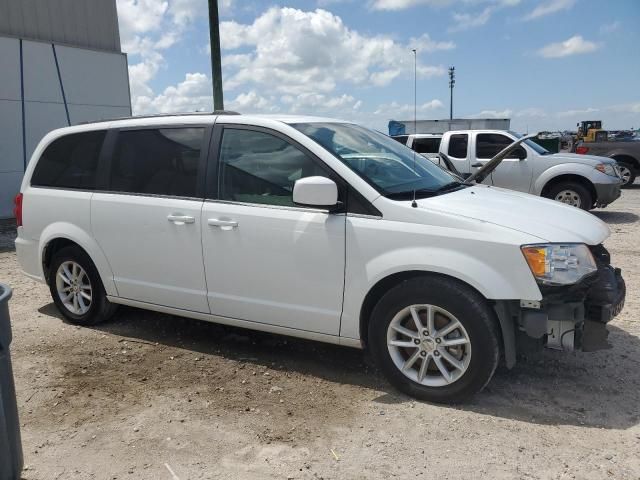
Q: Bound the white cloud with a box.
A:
[600,21,621,34]
[523,0,575,21]
[370,0,453,10]
[168,0,233,25]
[116,0,224,114]
[374,99,444,116]
[515,107,547,118]
[470,109,514,118]
[446,0,521,32]
[556,107,599,118]
[537,35,599,58]
[607,102,640,114]
[280,93,362,115]
[449,6,493,32]
[370,0,520,11]
[117,0,168,42]
[219,7,450,95]
[134,72,213,114]
[227,91,279,112]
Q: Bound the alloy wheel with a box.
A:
[386,304,472,387]
[619,165,632,186]
[55,261,92,315]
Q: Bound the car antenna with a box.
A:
[411,48,418,208]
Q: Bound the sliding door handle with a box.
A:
[208,218,238,229]
[167,214,195,225]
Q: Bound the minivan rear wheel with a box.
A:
[368,276,500,403]
[48,246,118,325]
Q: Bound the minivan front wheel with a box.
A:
[369,277,500,403]
[48,246,118,325]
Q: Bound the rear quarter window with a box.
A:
[413,137,442,154]
[31,130,106,190]
[448,134,468,158]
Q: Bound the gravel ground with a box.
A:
[0,186,639,480]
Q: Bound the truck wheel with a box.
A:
[545,182,592,210]
[617,162,636,188]
[368,276,500,404]
[48,246,118,325]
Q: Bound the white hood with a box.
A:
[417,185,610,245]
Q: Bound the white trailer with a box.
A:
[389,118,510,135]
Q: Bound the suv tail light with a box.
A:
[575,146,589,155]
[13,193,23,227]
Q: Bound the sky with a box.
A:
[115,0,640,133]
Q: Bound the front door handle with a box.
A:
[208,218,239,229]
[471,162,484,168]
[167,214,195,225]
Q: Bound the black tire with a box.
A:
[48,246,118,325]
[544,181,593,210]
[368,276,500,404]
[617,162,636,188]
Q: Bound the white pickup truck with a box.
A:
[395,130,622,210]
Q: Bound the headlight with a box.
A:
[595,163,618,177]
[521,244,597,285]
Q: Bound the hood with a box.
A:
[416,184,610,244]
[550,152,616,166]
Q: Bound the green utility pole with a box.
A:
[208,0,224,110]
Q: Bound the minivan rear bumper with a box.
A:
[15,232,44,282]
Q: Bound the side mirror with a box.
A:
[293,176,339,210]
[513,146,527,160]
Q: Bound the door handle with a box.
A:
[167,214,195,225]
[208,218,239,229]
[471,162,484,168]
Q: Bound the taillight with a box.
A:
[575,146,589,155]
[13,193,23,227]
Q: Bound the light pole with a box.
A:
[448,66,455,120]
[412,49,417,134]
[208,0,224,110]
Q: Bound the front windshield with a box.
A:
[509,130,551,155]
[292,122,458,197]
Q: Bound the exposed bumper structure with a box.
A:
[593,181,622,207]
[521,245,625,353]
[497,245,626,367]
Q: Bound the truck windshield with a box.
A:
[292,122,459,198]
[509,131,552,155]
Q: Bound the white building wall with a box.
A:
[0,35,131,218]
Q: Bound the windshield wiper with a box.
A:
[385,181,466,200]
[434,181,465,193]
[385,188,437,200]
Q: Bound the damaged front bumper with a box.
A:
[519,244,626,353]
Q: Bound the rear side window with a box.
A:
[413,137,441,154]
[31,130,106,189]
[110,128,204,198]
[448,134,468,158]
[391,135,409,145]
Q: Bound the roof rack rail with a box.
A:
[78,110,241,125]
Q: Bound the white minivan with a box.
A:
[15,114,626,403]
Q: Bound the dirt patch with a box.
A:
[1,186,639,479]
